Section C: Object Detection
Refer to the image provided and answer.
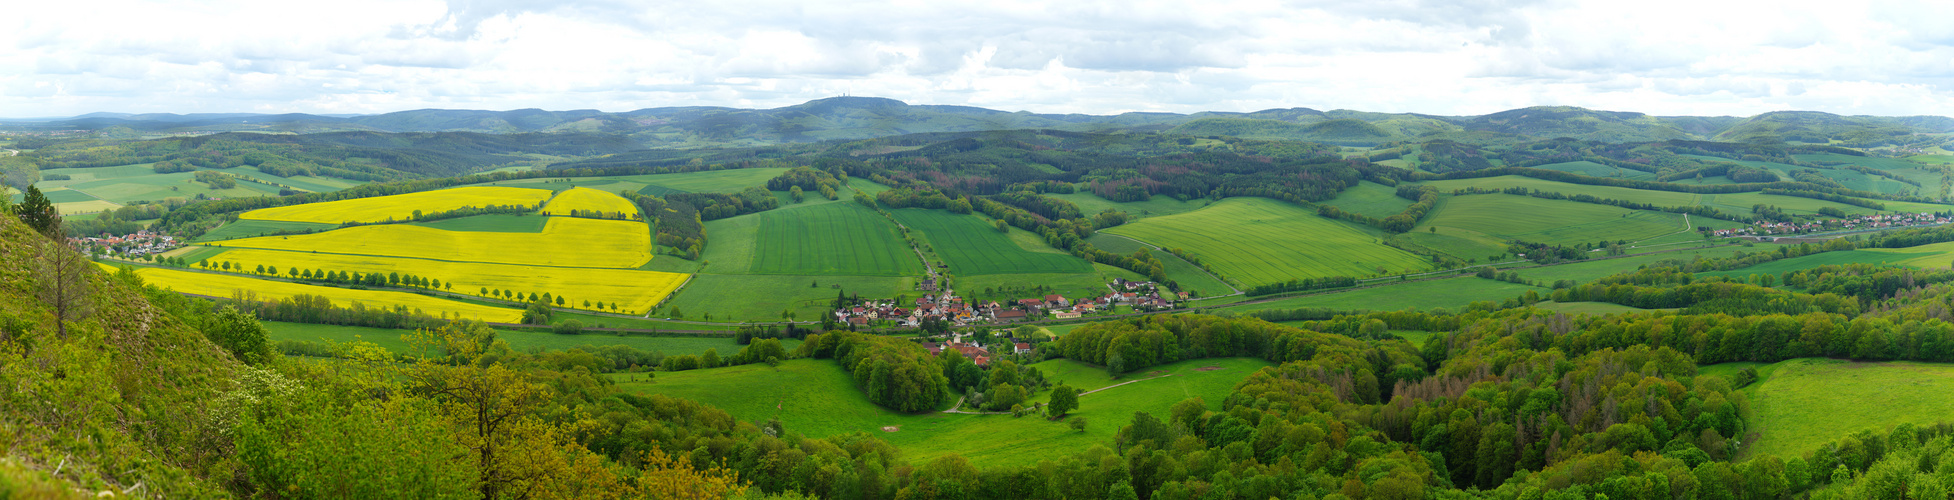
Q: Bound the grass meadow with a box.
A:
[1512,244,1763,284]
[1530,161,1658,181]
[1046,192,1214,220]
[1320,181,1415,219]
[194,220,341,242]
[958,264,1148,302]
[464,168,790,195]
[125,266,523,322]
[891,209,1093,275]
[1415,175,1939,218]
[1105,197,1430,286]
[747,202,921,276]
[1418,194,1692,247]
[241,186,554,224]
[1725,358,1954,459]
[1221,277,1546,314]
[1083,234,1235,297]
[616,357,1272,465]
[217,216,652,268]
[659,274,914,322]
[263,321,782,358]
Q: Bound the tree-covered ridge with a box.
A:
[25,131,640,179]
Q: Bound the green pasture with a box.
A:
[615,357,1272,466]
[408,214,549,233]
[1511,244,1761,284]
[472,168,790,195]
[171,246,232,264]
[1083,234,1236,297]
[749,202,921,276]
[660,274,914,322]
[1320,181,1415,219]
[1418,194,1693,247]
[1045,192,1213,220]
[1682,154,1922,195]
[1527,301,1653,316]
[1105,197,1430,286]
[958,264,1147,303]
[892,209,1092,276]
[1221,277,1546,314]
[263,321,774,357]
[40,163,365,205]
[1413,175,1940,218]
[194,220,341,243]
[1695,249,1921,281]
[1531,161,1657,181]
[1730,358,1954,460]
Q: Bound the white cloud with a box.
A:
[3,0,1954,117]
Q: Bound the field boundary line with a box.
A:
[1080,373,1176,396]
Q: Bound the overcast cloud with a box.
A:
[6,0,1954,117]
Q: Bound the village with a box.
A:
[1712,211,1950,238]
[73,229,182,257]
[830,276,1186,332]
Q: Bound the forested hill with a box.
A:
[15,98,1954,149]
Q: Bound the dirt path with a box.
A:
[1080,373,1176,396]
[939,395,1011,415]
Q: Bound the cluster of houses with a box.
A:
[830,277,1190,328]
[918,332,1034,367]
[1713,212,1950,238]
[75,230,180,256]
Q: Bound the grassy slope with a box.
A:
[659,274,914,322]
[194,220,342,242]
[1531,161,1658,181]
[1416,175,1946,217]
[408,214,550,233]
[263,321,795,357]
[1083,234,1235,298]
[1512,245,1769,284]
[892,209,1093,275]
[1723,358,1954,459]
[1106,197,1430,286]
[467,168,790,195]
[1046,192,1214,219]
[1418,194,1692,247]
[615,357,1272,465]
[1221,277,1547,314]
[749,202,922,276]
[1320,181,1415,219]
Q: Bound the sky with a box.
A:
[6,0,1954,118]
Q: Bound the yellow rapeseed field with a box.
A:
[125,266,523,322]
[216,217,652,268]
[540,187,641,219]
[210,249,688,313]
[239,186,554,224]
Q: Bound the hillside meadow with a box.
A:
[1105,197,1430,286]
[195,248,688,313]
[615,357,1273,465]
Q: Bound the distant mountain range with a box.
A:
[9,97,1953,149]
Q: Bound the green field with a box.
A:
[1531,161,1657,181]
[616,357,1272,465]
[1222,277,1546,314]
[468,168,790,195]
[1082,234,1236,297]
[748,202,922,276]
[408,214,549,233]
[1320,181,1415,219]
[194,220,351,242]
[1694,249,1921,281]
[1511,244,1762,284]
[958,263,1148,302]
[1414,175,1947,217]
[263,321,778,357]
[1725,358,1954,459]
[1419,194,1692,247]
[1046,192,1214,220]
[660,274,914,322]
[39,163,364,205]
[1528,301,1653,316]
[1105,197,1430,286]
[891,209,1092,276]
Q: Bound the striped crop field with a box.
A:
[1104,197,1430,286]
[748,202,921,276]
[539,186,641,219]
[216,216,652,268]
[123,266,523,322]
[890,209,1092,275]
[240,186,554,224]
[203,249,688,314]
